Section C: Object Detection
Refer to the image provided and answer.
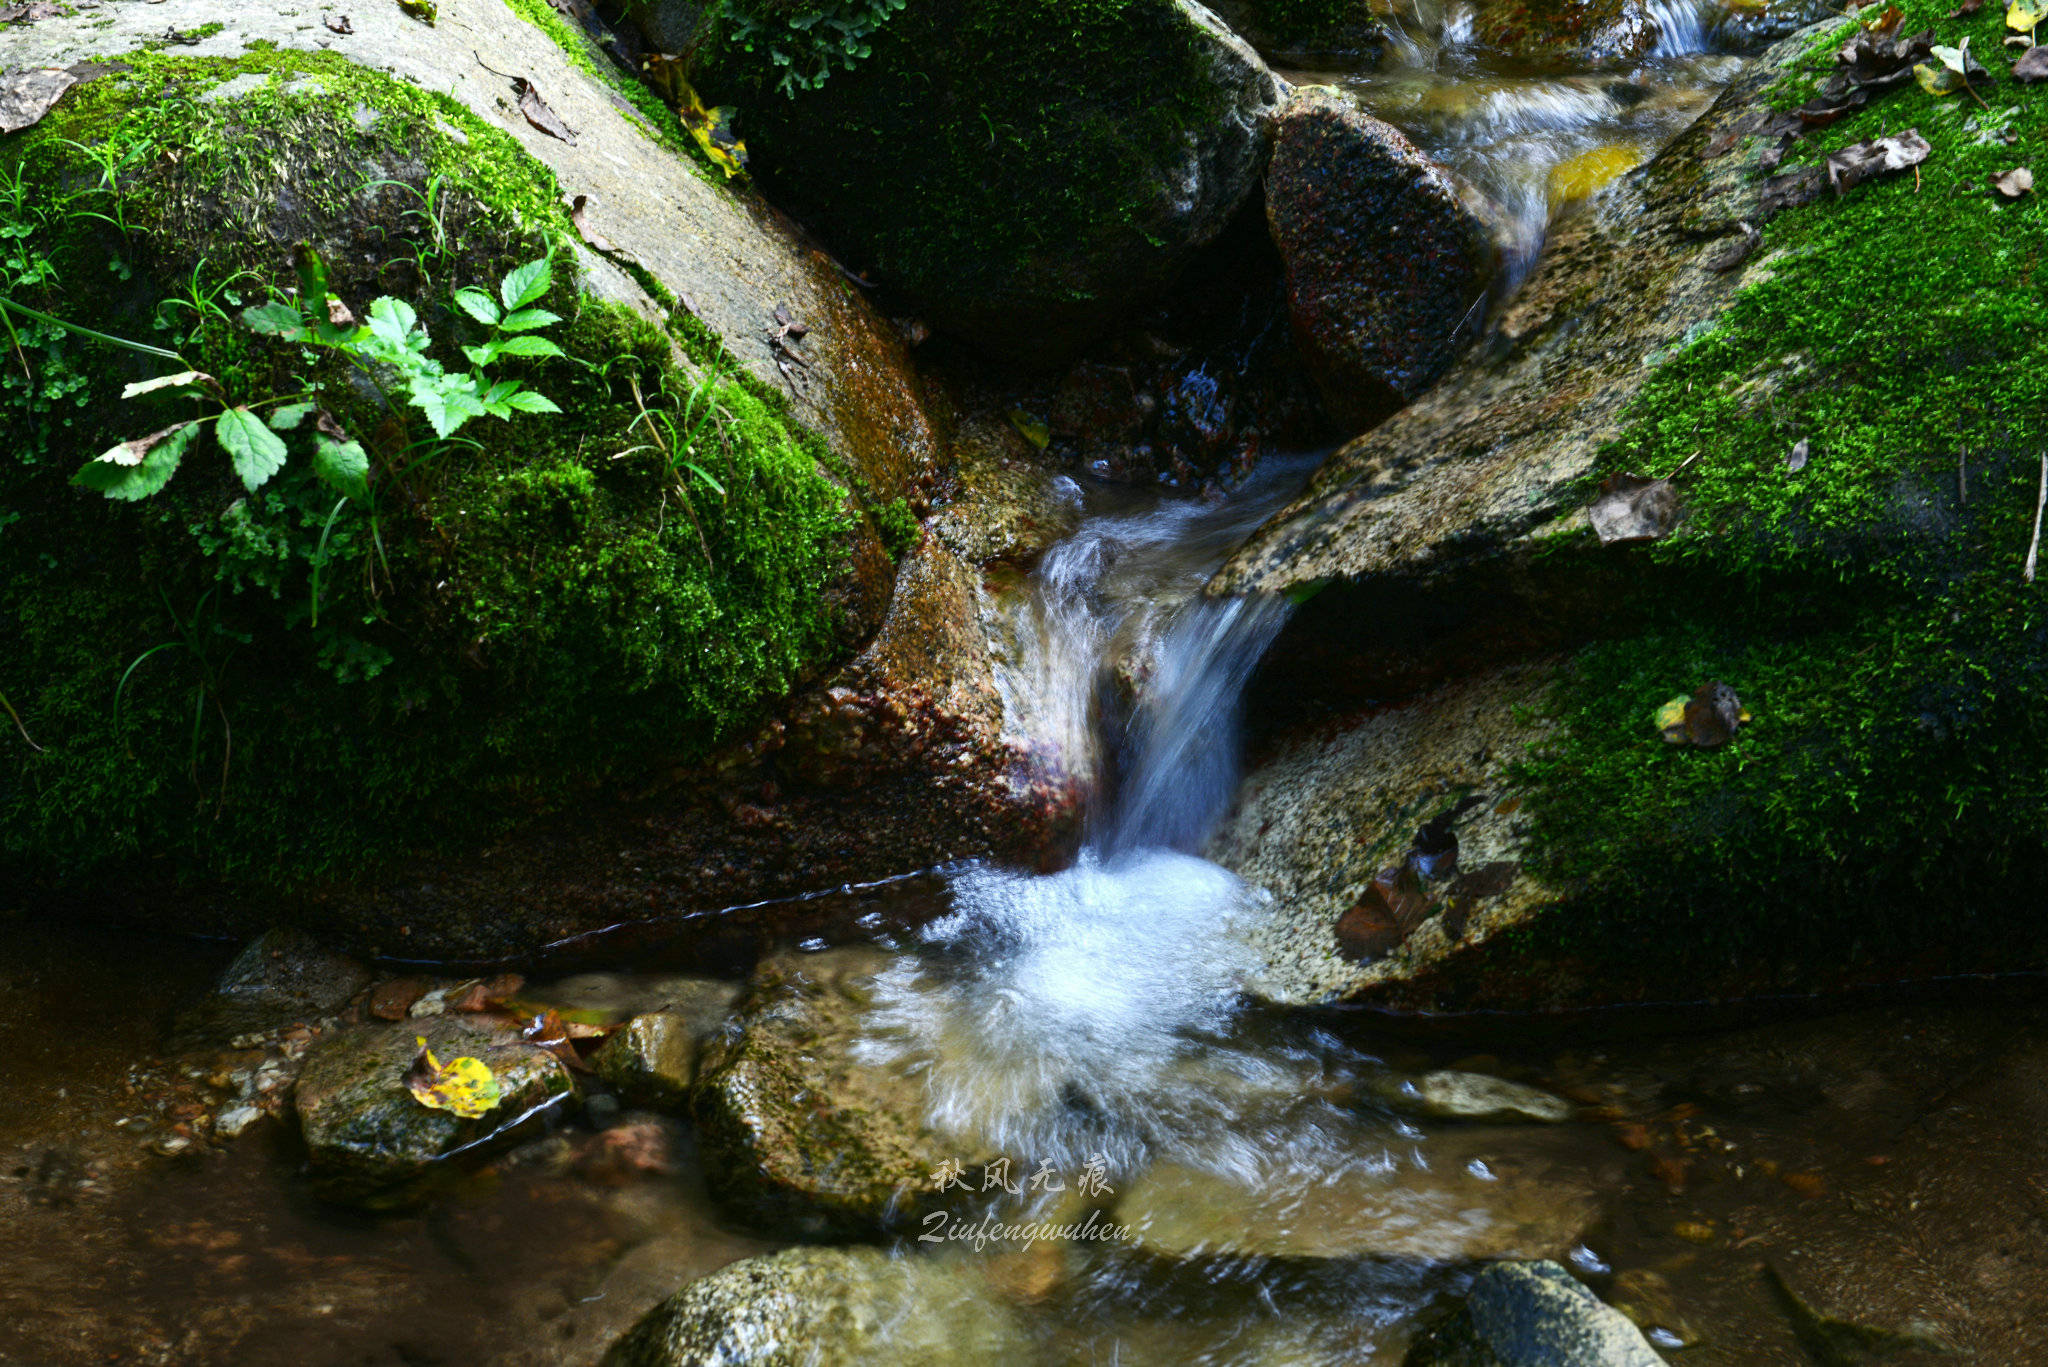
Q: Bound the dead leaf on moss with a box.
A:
[404,1037,502,1119]
[1990,166,2035,197]
[1949,0,1983,14]
[0,66,79,134]
[1787,438,1810,472]
[1590,473,1680,544]
[2009,0,2048,37]
[1706,221,1763,272]
[2017,45,2048,80]
[1825,129,1930,195]
[1760,164,1826,214]
[1656,682,1752,748]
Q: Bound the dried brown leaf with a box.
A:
[1990,166,2035,197]
[2017,44,2048,81]
[1825,128,1930,196]
[568,193,617,254]
[1590,473,1680,544]
[514,78,576,145]
[324,14,353,34]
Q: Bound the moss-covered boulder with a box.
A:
[1265,86,1500,433]
[600,1247,1038,1367]
[698,0,1286,365]
[294,1014,576,1206]
[1208,0,1389,63]
[0,2,1114,960]
[1212,8,2048,1009]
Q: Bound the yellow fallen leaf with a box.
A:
[1653,694,1691,744]
[675,76,748,180]
[404,1036,502,1119]
[1546,145,1642,212]
[1008,408,1051,449]
[2008,0,2047,33]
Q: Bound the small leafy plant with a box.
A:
[721,0,909,97]
[71,246,564,502]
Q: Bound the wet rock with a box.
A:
[294,1016,576,1207]
[1208,0,1390,64]
[700,0,1287,365]
[1404,1260,1665,1366]
[625,0,706,53]
[1360,1070,1576,1124]
[1711,0,1842,52]
[1608,1268,1702,1349]
[1115,1140,1597,1263]
[600,1246,1035,1367]
[177,928,369,1043]
[592,1007,715,1113]
[1473,0,1666,68]
[1265,86,1499,432]
[692,948,994,1239]
[1212,663,1559,1009]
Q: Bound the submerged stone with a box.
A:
[294,1016,576,1207]
[1404,1260,1665,1366]
[177,928,370,1043]
[600,1246,1035,1367]
[1114,1142,1598,1263]
[591,980,739,1112]
[1361,1071,1576,1124]
[1265,86,1500,433]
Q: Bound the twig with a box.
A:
[2026,451,2047,585]
[0,688,43,753]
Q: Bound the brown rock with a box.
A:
[1265,87,1499,433]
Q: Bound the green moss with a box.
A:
[0,55,856,893]
[1514,0,2048,963]
[697,0,1235,344]
[872,495,921,560]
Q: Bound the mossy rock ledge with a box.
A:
[0,1,1081,959]
[1211,10,2048,1012]
[697,0,1287,366]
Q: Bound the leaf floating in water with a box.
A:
[1008,408,1051,450]
[404,1037,502,1119]
[1989,166,2035,198]
[1656,682,1752,748]
[675,76,748,179]
[1824,129,1931,195]
[1589,473,1680,545]
[0,66,80,134]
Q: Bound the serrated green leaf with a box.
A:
[490,334,565,359]
[500,258,552,312]
[367,296,421,353]
[312,432,370,499]
[268,401,317,431]
[74,423,196,500]
[216,406,289,491]
[242,301,305,337]
[462,342,499,367]
[500,388,561,414]
[409,382,457,440]
[497,307,561,334]
[453,287,502,327]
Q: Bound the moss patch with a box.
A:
[1515,1,2048,963]
[1,54,856,893]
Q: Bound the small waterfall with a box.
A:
[855,459,1323,1167]
[1649,0,1711,55]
